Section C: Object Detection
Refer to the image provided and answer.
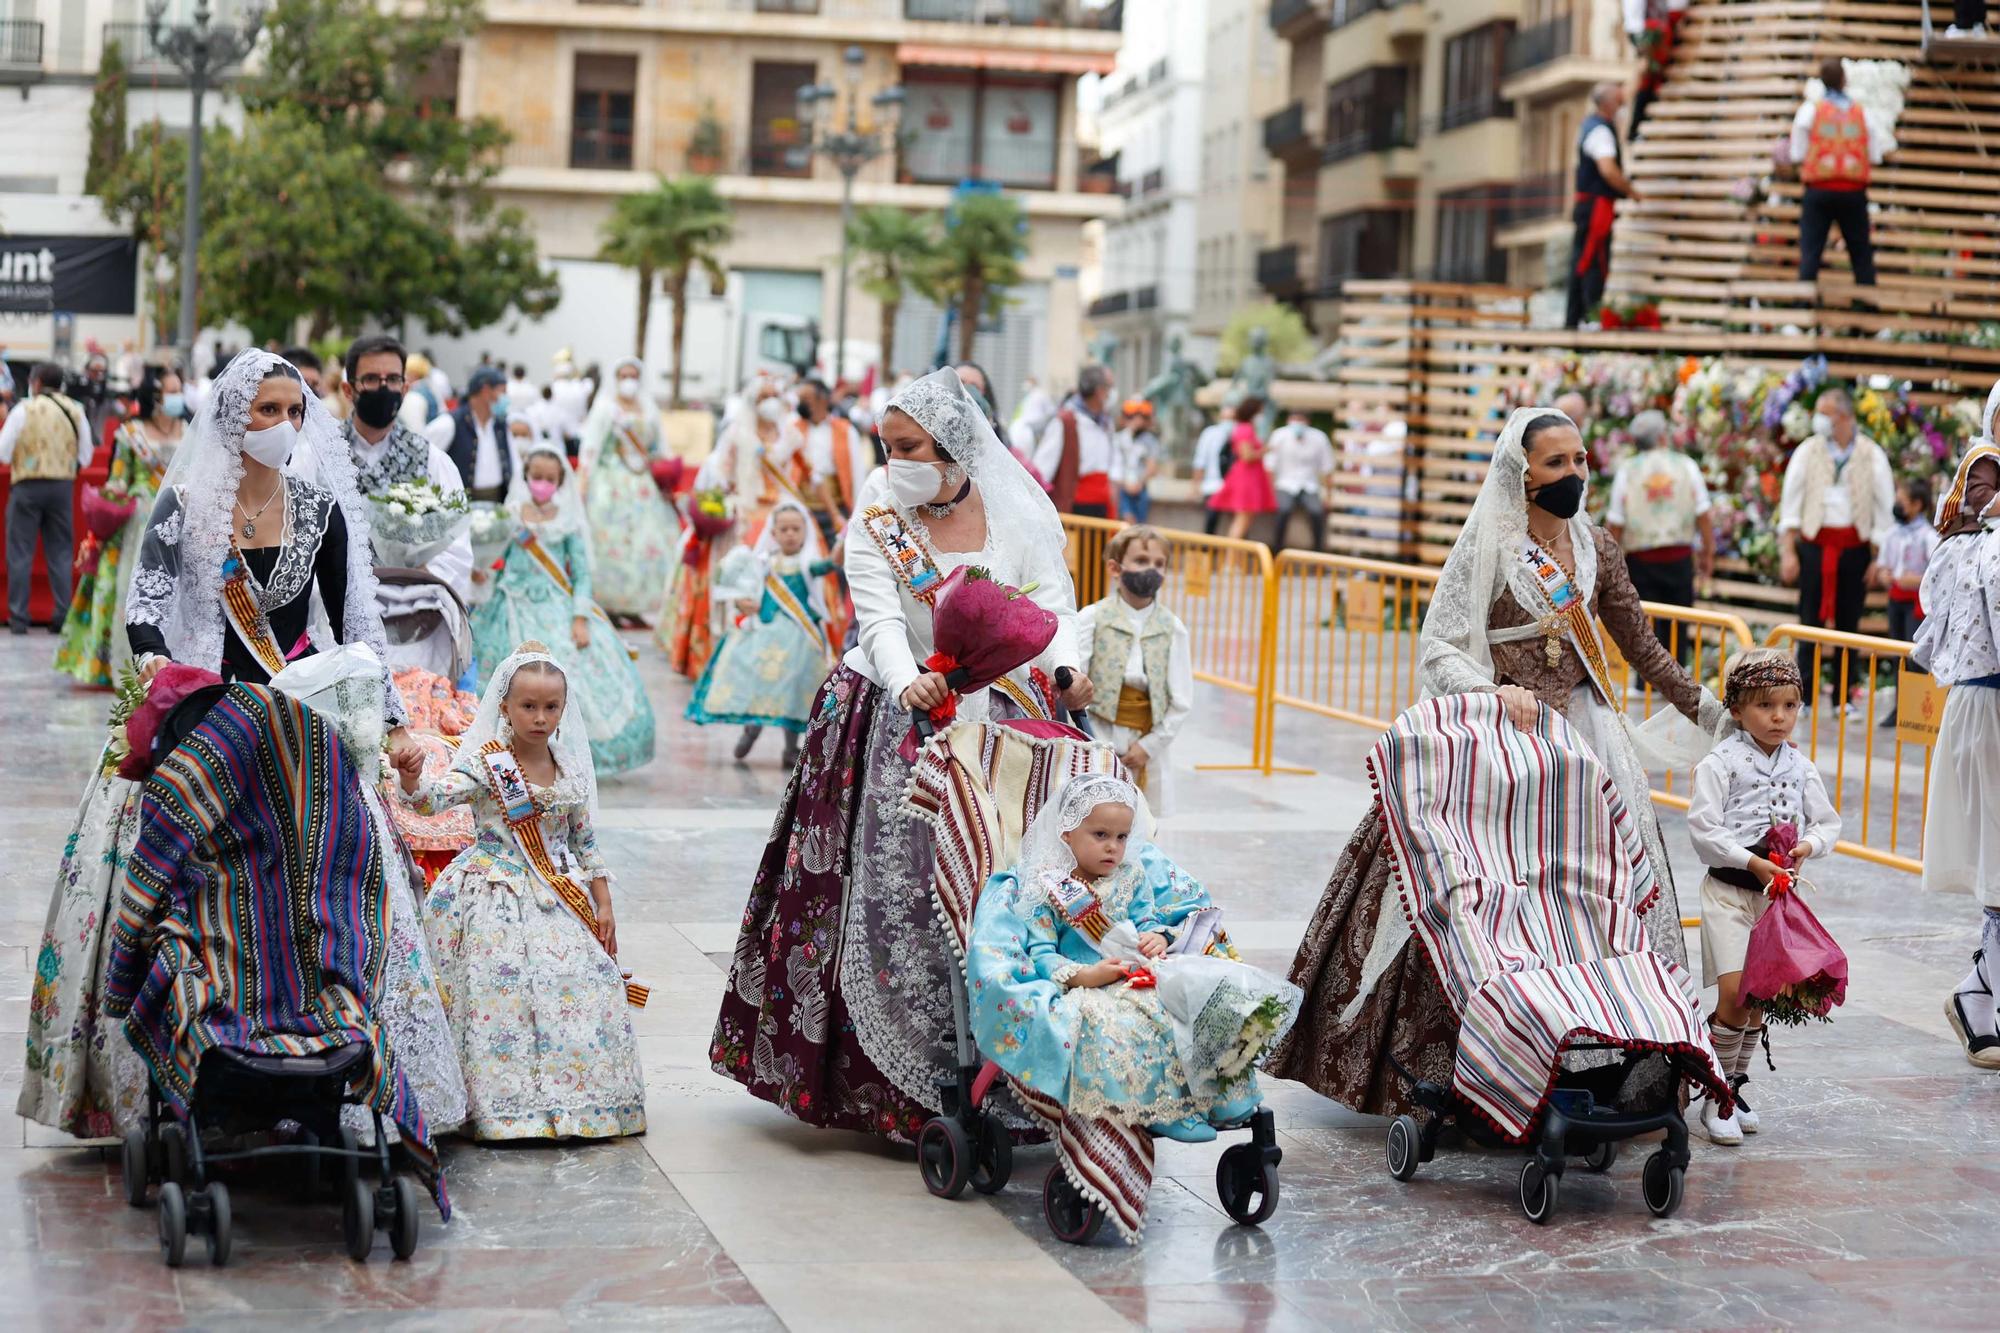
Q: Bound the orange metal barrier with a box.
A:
[1271,552,1439,730]
[1761,625,1936,873]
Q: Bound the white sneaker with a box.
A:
[1698,1097,1743,1146]
[1945,25,1988,39]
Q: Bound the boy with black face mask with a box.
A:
[1078,526,1194,814]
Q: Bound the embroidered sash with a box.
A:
[763,570,832,662]
[1517,539,1618,703]
[612,420,651,475]
[220,548,291,677]
[1046,875,1114,944]
[758,452,813,511]
[476,742,648,1007]
[857,504,945,605]
[513,529,632,656]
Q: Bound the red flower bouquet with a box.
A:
[1740,822,1849,1026]
[650,456,685,497]
[901,564,1058,756]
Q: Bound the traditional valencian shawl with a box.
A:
[1373,693,1728,1140]
[103,685,447,1214]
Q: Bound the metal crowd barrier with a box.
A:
[1059,518,1936,872]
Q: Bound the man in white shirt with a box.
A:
[1033,364,1117,518]
[1266,406,1336,551]
[426,365,510,503]
[548,361,594,457]
[1192,415,1232,536]
[505,363,536,412]
[1565,83,1642,330]
[0,363,90,633]
[1789,58,1889,290]
[341,334,473,600]
[1776,386,1894,699]
[797,377,873,542]
[1606,408,1714,608]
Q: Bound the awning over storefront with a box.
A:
[895,43,1116,76]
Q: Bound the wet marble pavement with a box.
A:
[0,631,1991,1331]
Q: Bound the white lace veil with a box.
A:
[752,498,828,619]
[886,367,1067,554]
[453,645,598,817]
[1014,773,1151,891]
[506,437,594,563]
[127,348,403,724]
[578,356,657,474]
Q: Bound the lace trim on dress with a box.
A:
[247,481,333,612]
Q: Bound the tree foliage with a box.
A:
[846,206,938,380]
[927,193,1025,364]
[95,0,557,344]
[598,176,734,407]
[1217,302,1314,373]
[85,38,128,198]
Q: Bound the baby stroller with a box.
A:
[374,565,473,682]
[106,679,439,1267]
[903,717,1283,1244]
[1368,694,1730,1223]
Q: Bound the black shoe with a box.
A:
[733,725,762,761]
[8,621,25,636]
[47,618,63,636]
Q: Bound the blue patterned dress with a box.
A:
[967,845,1300,1126]
[685,553,838,734]
[470,518,655,777]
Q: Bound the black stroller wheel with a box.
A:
[1216,1144,1280,1226]
[122,1127,151,1207]
[970,1111,1013,1195]
[343,1178,375,1261]
[1386,1115,1422,1182]
[159,1123,189,1189]
[1642,1151,1685,1218]
[916,1116,972,1200]
[1583,1140,1619,1174]
[1519,1160,1559,1224]
[340,1124,363,1190]
[1042,1167,1106,1245]
[204,1183,233,1268]
[157,1182,188,1268]
[390,1176,422,1261]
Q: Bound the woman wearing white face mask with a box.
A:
[577,356,677,626]
[710,367,1093,1141]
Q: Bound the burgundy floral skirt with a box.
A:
[710,664,942,1140]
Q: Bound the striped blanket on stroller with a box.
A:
[1373,693,1728,1140]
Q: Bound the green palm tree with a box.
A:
[928,193,1025,364]
[846,205,938,380]
[597,175,735,405]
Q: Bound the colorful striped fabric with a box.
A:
[907,720,1158,1240]
[102,685,448,1216]
[1372,693,1728,1141]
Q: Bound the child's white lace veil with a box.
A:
[1014,773,1153,891]
[506,437,595,563]
[753,498,829,619]
[455,644,598,817]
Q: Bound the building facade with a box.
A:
[1256,0,1632,329]
[446,0,1122,413]
[1191,0,1284,357]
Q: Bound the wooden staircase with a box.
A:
[1612,0,2000,374]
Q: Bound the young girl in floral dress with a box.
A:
[392,642,646,1140]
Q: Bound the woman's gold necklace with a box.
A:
[235,476,283,542]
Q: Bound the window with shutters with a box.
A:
[1440,22,1515,132]
[571,53,637,169]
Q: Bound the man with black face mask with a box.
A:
[340,334,473,603]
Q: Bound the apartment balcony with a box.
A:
[1263,102,1318,168]
[0,19,42,88]
[1140,167,1164,197]
[1268,0,1329,44]
[1134,284,1158,311]
[1321,119,1416,169]
[903,0,1122,29]
[1257,243,1302,297]
[1089,290,1132,318]
[1500,12,1630,104]
[1494,170,1570,250]
[481,3,1123,58]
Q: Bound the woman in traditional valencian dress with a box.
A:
[577,357,677,626]
[1266,406,1724,1115]
[54,366,184,687]
[18,350,465,1141]
[472,439,655,776]
[709,368,1094,1139]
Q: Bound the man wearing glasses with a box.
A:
[340,334,473,601]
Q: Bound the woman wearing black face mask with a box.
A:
[1267,407,1727,1126]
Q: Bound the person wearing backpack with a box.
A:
[0,363,90,634]
[1790,58,1888,288]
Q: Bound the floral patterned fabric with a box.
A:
[660,530,717,679]
[54,422,175,687]
[383,668,477,860]
[685,561,836,733]
[403,767,645,1141]
[582,416,678,616]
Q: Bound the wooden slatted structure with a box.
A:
[1613,0,2000,342]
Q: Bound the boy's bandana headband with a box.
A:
[1724,656,1802,709]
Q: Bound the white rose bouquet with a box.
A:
[467,502,518,572]
[367,479,471,569]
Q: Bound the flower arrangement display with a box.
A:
[367,479,471,569]
[1519,353,1976,583]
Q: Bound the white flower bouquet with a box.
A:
[467,502,518,572]
[367,479,470,569]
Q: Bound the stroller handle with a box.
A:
[910,665,976,744]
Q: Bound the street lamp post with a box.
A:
[147,0,264,370]
[793,46,903,388]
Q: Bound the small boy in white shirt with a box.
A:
[1685,649,1843,1147]
[1077,526,1194,814]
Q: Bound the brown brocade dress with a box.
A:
[1266,526,1705,1117]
